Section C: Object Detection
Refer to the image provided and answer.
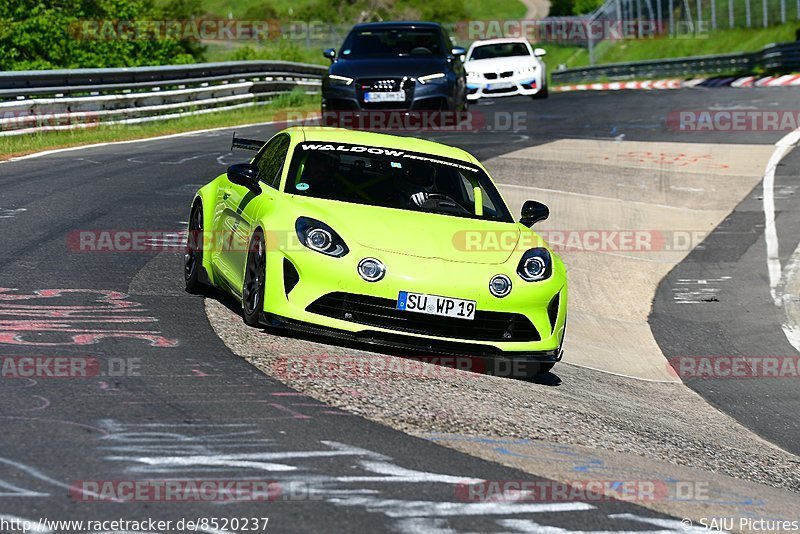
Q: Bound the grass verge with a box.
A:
[0,92,318,161]
[543,22,799,70]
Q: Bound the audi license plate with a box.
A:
[397,291,476,320]
[364,91,405,103]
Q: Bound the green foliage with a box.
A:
[0,0,204,70]
[229,42,322,64]
[573,0,604,14]
[548,0,576,16]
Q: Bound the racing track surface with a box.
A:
[0,87,798,531]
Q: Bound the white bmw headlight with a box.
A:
[517,65,537,75]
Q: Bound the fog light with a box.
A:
[489,274,512,297]
[358,258,385,282]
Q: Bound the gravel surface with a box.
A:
[206,298,800,494]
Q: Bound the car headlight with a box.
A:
[417,72,447,84]
[489,274,512,298]
[358,257,386,282]
[517,65,537,75]
[517,248,552,282]
[327,74,354,86]
[467,71,481,79]
[295,217,349,257]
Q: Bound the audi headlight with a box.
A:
[417,72,447,84]
[327,74,354,86]
[296,217,349,257]
[517,248,552,282]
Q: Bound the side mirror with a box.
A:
[323,48,336,61]
[227,163,261,193]
[451,46,466,60]
[533,48,546,57]
[520,200,549,227]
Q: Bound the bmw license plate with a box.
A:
[487,81,514,90]
[364,91,405,103]
[397,291,476,320]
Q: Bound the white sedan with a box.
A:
[465,38,547,100]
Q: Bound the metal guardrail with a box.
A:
[551,40,800,84]
[0,61,328,136]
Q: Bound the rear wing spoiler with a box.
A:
[231,132,265,151]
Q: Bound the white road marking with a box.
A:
[762,127,800,353]
[327,496,593,517]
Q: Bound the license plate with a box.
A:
[364,91,406,103]
[488,81,514,90]
[397,291,476,320]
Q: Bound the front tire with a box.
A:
[531,85,548,99]
[184,203,204,294]
[242,229,266,327]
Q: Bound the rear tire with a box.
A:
[242,230,266,327]
[184,203,204,294]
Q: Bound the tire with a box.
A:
[242,229,266,327]
[531,86,548,99]
[184,203,205,294]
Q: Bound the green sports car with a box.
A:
[185,127,567,376]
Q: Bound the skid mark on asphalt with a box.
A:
[671,277,732,304]
[424,434,769,519]
[81,421,686,532]
[0,208,26,219]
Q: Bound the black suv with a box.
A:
[321,22,467,112]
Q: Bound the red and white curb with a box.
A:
[553,79,683,92]
[732,74,800,87]
[554,74,800,92]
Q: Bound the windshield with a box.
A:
[340,28,445,58]
[468,42,531,60]
[286,142,513,223]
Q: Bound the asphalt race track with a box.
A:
[1,87,799,532]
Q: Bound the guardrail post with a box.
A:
[729,0,734,28]
[746,0,752,27]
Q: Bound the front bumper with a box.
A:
[467,76,544,100]
[261,245,567,357]
[322,79,458,112]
